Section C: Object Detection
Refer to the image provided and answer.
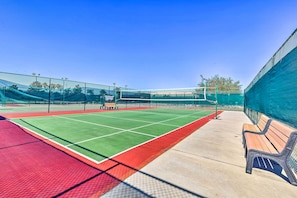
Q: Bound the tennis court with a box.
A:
[1,107,219,196]
[11,108,214,163]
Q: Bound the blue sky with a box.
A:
[0,0,296,90]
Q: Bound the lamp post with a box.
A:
[125,85,127,108]
[113,83,116,103]
[32,73,40,85]
[62,77,68,104]
[32,73,40,105]
[32,73,41,91]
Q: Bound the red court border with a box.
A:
[3,108,222,196]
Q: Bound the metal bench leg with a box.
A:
[242,133,246,148]
[244,145,248,158]
[282,162,297,185]
[246,152,255,174]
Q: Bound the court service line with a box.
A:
[89,109,208,126]
[101,110,212,163]
[54,111,205,146]
[54,115,157,145]
[56,110,205,133]
[54,115,159,137]
[126,109,210,120]
[54,115,158,138]
[56,110,196,133]
[65,131,126,146]
[126,109,207,116]
[84,113,180,128]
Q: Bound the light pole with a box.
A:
[62,77,68,104]
[125,85,127,108]
[32,73,40,83]
[32,73,41,91]
[32,73,40,104]
[113,83,116,103]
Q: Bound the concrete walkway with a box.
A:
[108,111,297,197]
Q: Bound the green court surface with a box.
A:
[12,108,213,163]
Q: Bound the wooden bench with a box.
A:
[242,114,272,146]
[101,103,118,110]
[244,119,297,185]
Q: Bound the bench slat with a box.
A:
[258,117,269,131]
[243,114,270,132]
[271,121,294,137]
[264,120,294,152]
[243,123,261,132]
[245,133,277,154]
[265,132,285,153]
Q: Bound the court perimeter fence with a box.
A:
[0,71,244,113]
[244,28,297,129]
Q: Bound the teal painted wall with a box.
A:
[245,47,297,128]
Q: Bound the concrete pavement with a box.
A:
[108,111,297,198]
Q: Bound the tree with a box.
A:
[73,84,82,94]
[87,89,94,95]
[42,82,48,89]
[49,83,57,89]
[28,81,43,92]
[198,74,242,93]
[99,89,107,104]
[56,84,63,92]
[9,84,18,90]
[64,88,71,95]
[100,89,107,96]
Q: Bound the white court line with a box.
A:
[102,110,212,163]
[125,109,210,120]
[55,115,157,146]
[65,131,125,146]
[83,113,180,127]
[55,110,208,148]
[12,110,212,165]
[54,115,157,136]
